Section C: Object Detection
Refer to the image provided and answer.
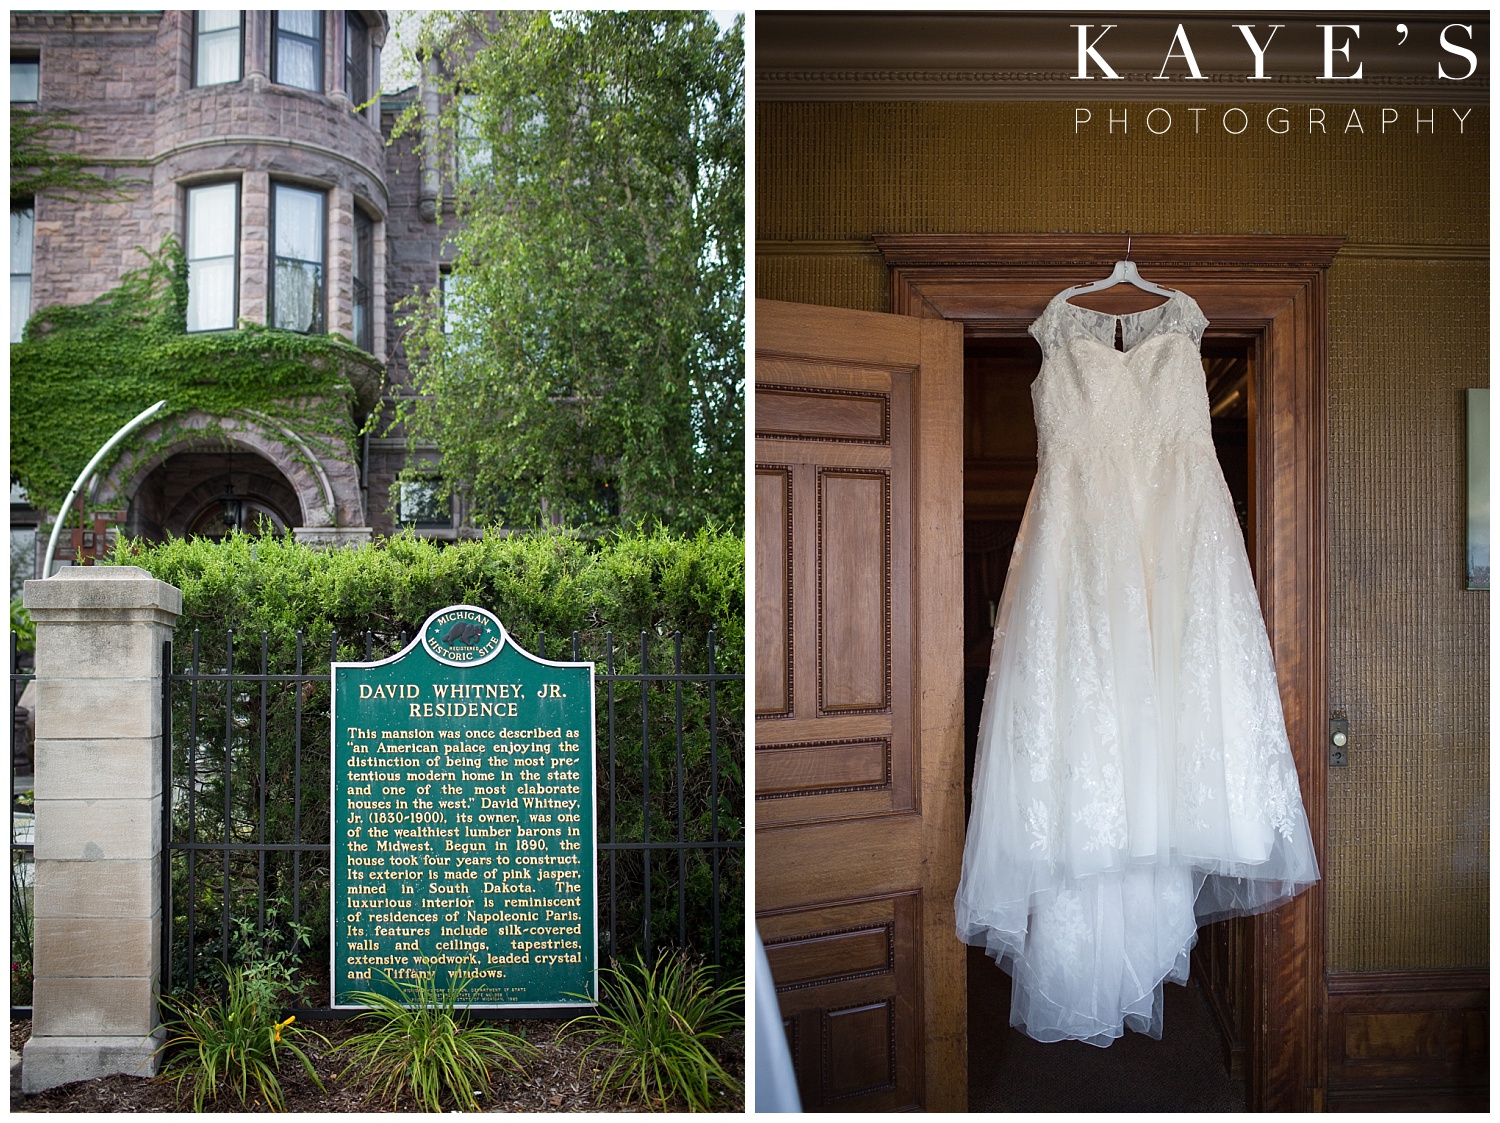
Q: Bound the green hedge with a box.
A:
[110,527,745,983]
[114,525,743,662]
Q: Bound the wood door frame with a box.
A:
[874,232,1342,1113]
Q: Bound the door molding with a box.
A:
[875,232,1342,1112]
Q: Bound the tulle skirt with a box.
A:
[955,441,1319,1046]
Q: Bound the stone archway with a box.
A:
[131,449,299,540]
[96,410,370,543]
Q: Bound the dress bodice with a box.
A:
[1028,290,1213,460]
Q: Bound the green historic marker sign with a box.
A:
[331,606,596,1009]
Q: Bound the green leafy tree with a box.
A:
[395,11,744,533]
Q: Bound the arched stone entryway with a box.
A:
[129,449,299,539]
[95,410,370,543]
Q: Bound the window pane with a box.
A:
[353,210,370,281]
[11,60,38,102]
[277,38,320,90]
[399,481,447,525]
[346,12,368,106]
[187,183,236,258]
[440,271,460,333]
[353,209,372,351]
[274,260,322,332]
[198,9,238,33]
[274,186,323,262]
[456,93,492,176]
[11,276,32,343]
[352,297,369,351]
[11,206,34,274]
[279,10,320,38]
[186,257,235,331]
[196,13,241,87]
[186,185,236,332]
[197,34,239,85]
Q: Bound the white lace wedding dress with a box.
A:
[955,289,1319,1047]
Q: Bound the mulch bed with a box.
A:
[10,1015,745,1113]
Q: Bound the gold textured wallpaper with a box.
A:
[756,101,1489,972]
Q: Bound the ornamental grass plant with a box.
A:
[336,972,537,1112]
[567,948,744,1112]
[156,966,325,1111]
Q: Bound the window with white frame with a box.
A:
[194,11,242,86]
[272,184,326,333]
[272,10,323,92]
[11,204,34,343]
[185,182,238,331]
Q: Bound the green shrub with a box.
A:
[157,966,325,1111]
[205,907,314,1008]
[10,598,34,654]
[567,949,744,1111]
[337,972,537,1112]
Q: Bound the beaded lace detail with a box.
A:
[955,287,1319,1048]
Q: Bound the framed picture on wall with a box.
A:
[1467,388,1488,591]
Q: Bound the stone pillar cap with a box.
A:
[23,566,183,617]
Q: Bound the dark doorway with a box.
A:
[960,328,1256,1111]
[128,449,299,541]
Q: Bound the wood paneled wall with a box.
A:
[1326,970,1489,1111]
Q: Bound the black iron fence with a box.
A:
[9,625,744,1020]
[162,627,744,1012]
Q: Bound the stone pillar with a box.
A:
[20,567,181,1093]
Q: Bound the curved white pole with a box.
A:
[41,399,168,577]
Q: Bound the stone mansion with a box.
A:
[11,9,474,587]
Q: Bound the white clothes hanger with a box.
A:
[1057,236,1178,302]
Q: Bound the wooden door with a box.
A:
[873,233,1338,1111]
[754,298,966,1112]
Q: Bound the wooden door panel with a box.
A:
[761,894,921,1112]
[755,298,965,1112]
[755,466,792,717]
[819,469,889,712]
[757,386,890,443]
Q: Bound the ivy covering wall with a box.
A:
[10,239,382,516]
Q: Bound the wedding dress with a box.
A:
[954,288,1319,1047]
